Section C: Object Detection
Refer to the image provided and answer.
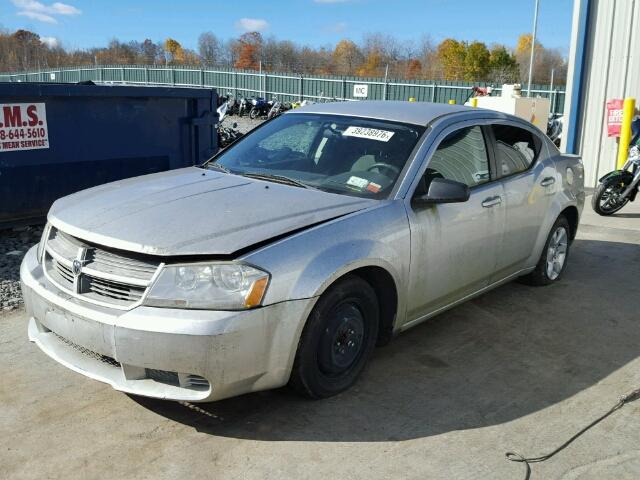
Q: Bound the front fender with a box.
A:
[599,170,634,184]
[242,201,411,320]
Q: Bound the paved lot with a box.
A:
[2,197,640,480]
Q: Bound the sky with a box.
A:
[0,0,575,53]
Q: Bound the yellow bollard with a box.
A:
[617,97,636,169]
[448,99,456,105]
[470,97,478,108]
[408,97,416,102]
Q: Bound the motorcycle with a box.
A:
[592,117,640,215]
[249,97,272,119]
[237,96,250,117]
[215,102,243,149]
[267,97,292,119]
[547,113,563,147]
[224,92,239,116]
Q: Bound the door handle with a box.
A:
[540,177,556,187]
[482,196,502,208]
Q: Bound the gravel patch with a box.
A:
[222,115,263,134]
[0,225,43,312]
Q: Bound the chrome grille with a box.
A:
[43,226,160,309]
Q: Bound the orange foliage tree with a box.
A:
[234,32,262,70]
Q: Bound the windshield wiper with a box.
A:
[206,162,231,174]
[240,172,312,189]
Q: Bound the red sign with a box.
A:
[607,99,624,137]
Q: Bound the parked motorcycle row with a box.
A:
[219,92,326,121]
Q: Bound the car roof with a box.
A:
[287,100,475,126]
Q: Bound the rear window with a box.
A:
[491,124,542,178]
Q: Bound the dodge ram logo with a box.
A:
[72,259,82,276]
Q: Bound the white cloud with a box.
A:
[235,18,269,32]
[17,10,56,23]
[12,0,81,24]
[40,36,58,47]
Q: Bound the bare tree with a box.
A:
[198,32,221,66]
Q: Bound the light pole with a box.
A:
[527,0,540,97]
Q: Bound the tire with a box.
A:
[289,275,379,399]
[249,107,260,120]
[519,215,571,286]
[591,178,630,216]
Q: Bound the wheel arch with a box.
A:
[560,205,579,242]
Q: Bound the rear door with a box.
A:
[404,122,505,324]
[487,122,556,279]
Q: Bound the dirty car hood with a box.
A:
[48,167,375,256]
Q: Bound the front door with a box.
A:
[404,124,505,325]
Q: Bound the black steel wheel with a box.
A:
[289,275,379,398]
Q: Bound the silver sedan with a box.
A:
[21,101,585,402]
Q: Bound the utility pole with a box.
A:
[527,0,540,97]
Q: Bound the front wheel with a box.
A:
[249,107,260,119]
[519,215,571,286]
[289,275,379,399]
[592,178,630,215]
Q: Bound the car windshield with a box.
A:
[205,113,425,198]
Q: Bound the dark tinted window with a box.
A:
[426,126,490,188]
[491,124,541,178]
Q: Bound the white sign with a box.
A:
[343,126,395,142]
[0,103,49,153]
[353,84,369,98]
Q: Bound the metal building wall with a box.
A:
[563,0,640,187]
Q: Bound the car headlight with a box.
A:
[144,263,269,310]
[36,224,50,264]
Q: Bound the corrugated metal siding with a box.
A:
[0,64,566,113]
[571,0,639,186]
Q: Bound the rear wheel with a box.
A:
[289,275,379,399]
[249,107,260,119]
[520,215,571,286]
[592,178,630,215]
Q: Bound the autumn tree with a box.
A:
[406,59,422,79]
[234,32,262,70]
[464,41,490,81]
[164,38,184,64]
[437,39,466,80]
[357,50,382,76]
[332,39,363,75]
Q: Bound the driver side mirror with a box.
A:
[413,177,470,205]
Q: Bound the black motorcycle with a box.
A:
[592,117,640,215]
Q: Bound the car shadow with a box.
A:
[130,237,640,442]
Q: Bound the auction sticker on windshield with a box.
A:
[0,103,49,153]
[343,126,395,142]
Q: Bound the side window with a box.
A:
[426,126,490,188]
[491,124,541,178]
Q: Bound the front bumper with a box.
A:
[20,245,315,402]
